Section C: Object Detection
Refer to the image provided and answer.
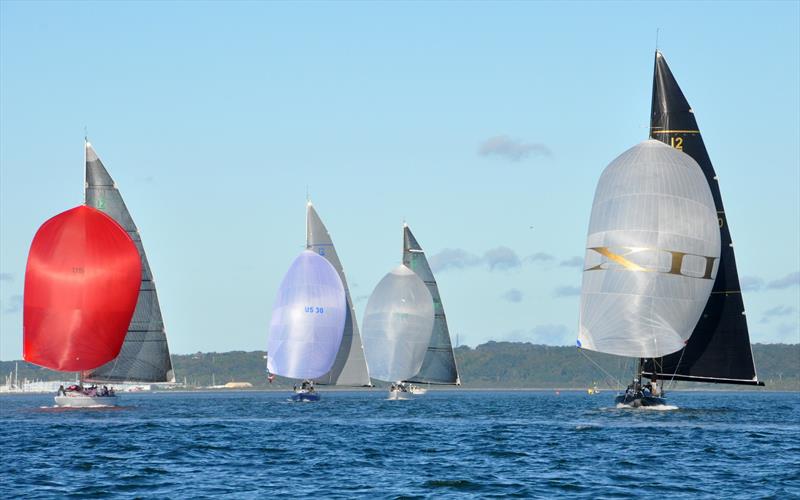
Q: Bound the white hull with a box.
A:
[409,387,427,395]
[388,390,410,400]
[54,394,118,407]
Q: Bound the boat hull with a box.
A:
[614,393,666,407]
[291,391,320,402]
[54,394,118,407]
[388,390,410,400]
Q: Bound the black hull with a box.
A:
[614,393,667,407]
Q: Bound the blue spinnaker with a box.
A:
[268,250,347,380]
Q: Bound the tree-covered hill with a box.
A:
[2,343,797,390]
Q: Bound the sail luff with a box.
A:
[643,52,761,385]
[306,203,372,386]
[82,143,174,383]
[401,225,460,385]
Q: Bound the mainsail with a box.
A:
[643,52,763,385]
[401,225,460,385]
[267,250,347,380]
[23,206,141,372]
[578,140,721,358]
[83,143,175,383]
[361,265,435,383]
[306,203,372,386]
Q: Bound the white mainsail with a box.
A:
[361,265,435,383]
[578,140,721,358]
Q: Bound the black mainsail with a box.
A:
[402,224,460,385]
[83,143,175,383]
[642,52,763,386]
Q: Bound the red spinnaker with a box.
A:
[23,205,142,372]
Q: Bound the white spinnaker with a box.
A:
[361,265,435,383]
[578,140,721,358]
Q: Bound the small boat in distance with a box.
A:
[362,264,435,400]
[267,204,349,402]
[24,205,142,407]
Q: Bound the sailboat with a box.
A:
[362,242,435,400]
[24,141,175,407]
[400,224,461,393]
[578,52,763,408]
[306,203,372,386]
[82,142,175,385]
[267,203,349,402]
[24,205,141,407]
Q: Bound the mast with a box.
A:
[643,51,763,386]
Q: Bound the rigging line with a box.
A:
[578,348,621,390]
[666,347,688,391]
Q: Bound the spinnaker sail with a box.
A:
[306,203,372,386]
[23,205,141,372]
[402,225,460,385]
[83,143,175,383]
[362,265,435,383]
[578,139,721,358]
[267,250,347,380]
[643,51,763,385]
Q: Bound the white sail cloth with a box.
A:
[578,140,720,358]
[362,265,435,382]
[268,250,347,379]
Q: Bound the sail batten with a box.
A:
[82,143,174,383]
[643,52,761,384]
[306,204,372,386]
[402,225,461,385]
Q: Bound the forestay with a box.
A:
[268,250,347,380]
[362,265,435,383]
[578,140,721,358]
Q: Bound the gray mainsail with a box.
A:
[83,142,175,383]
[402,224,461,385]
[306,202,371,386]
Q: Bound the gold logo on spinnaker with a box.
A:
[585,246,717,280]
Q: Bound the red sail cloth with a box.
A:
[23,205,141,371]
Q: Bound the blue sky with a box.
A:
[1,1,798,359]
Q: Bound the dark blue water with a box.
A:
[1,390,798,498]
